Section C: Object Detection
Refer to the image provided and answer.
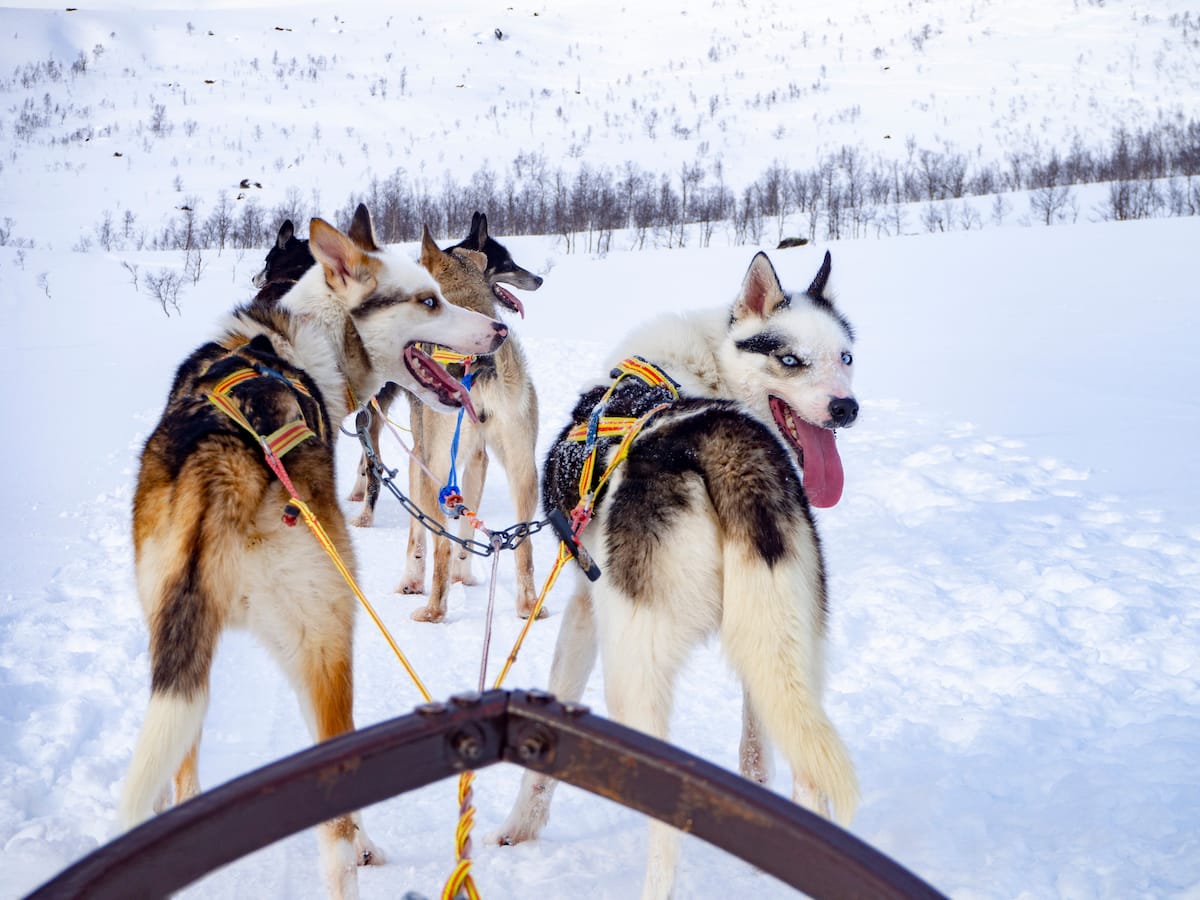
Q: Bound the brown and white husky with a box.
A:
[120,205,507,899]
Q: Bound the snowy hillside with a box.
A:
[2,2,1199,899]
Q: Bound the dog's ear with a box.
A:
[467,211,483,244]
[309,218,371,294]
[348,203,380,252]
[276,220,294,249]
[451,248,487,273]
[419,225,443,270]
[805,251,833,304]
[474,212,489,245]
[731,252,789,322]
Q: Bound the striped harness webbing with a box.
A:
[205,365,317,460]
[565,355,680,512]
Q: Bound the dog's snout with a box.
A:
[490,320,509,348]
[829,397,858,428]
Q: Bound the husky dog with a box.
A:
[121,206,507,900]
[396,228,542,622]
[495,251,859,900]
[347,211,543,523]
[252,218,313,301]
[446,210,544,306]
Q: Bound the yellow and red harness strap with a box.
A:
[210,366,313,399]
[564,416,643,443]
[610,355,680,397]
[205,367,316,459]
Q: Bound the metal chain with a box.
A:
[354,411,549,558]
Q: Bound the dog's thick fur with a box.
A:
[397,228,542,622]
[252,218,313,302]
[495,251,859,900]
[120,207,507,900]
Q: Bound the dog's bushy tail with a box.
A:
[718,534,859,826]
[122,451,268,826]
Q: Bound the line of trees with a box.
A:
[99,118,1200,255]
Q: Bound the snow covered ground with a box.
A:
[3,218,1198,899]
[2,1,1199,898]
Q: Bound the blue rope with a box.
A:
[438,369,475,515]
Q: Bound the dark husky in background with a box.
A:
[120,206,507,900]
[495,251,859,900]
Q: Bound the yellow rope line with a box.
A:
[288,497,433,703]
[493,543,572,689]
[205,381,433,704]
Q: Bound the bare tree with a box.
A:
[145,268,184,316]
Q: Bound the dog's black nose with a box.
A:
[492,321,508,337]
[829,397,858,427]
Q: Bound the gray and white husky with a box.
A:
[495,250,860,900]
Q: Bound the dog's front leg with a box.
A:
[494,579,597,843]
[398,449,429,596]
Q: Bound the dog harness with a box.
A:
[205,364,318,461]
[558,356,680,542]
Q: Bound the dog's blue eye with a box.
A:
[841,352,853,366]
[422,296,436,308]
[779,354,803,368]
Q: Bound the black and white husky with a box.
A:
[496,250,860,899]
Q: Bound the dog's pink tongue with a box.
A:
[493,284,525,318]
[794,418,844,508]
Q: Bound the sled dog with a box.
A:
[346,210,543,524]
[495,250,860,900]
[252,217,314,302]
[121,205,507,899]
[395,227,542,622]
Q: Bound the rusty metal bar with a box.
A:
[25,689,945,900]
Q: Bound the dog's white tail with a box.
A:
[118,688,208,828]
[718,542,859,825]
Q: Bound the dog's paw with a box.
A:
[349,511,374,528]
[516,598,547,620]
[346,487,365,503]
[355,831,386,867]
[450,569,479,586]
[397,579,425,595]
[411,604,446,624]
[489,818,540,847]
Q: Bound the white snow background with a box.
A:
[1,1,1198,898]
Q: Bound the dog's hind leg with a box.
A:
[301,628,385,889]
[449,443,486,587]
[490,403,543,619]
[253,555,384,896]
[349,404,386,527]
[399,400,432,596]
[398,450,428,595]
[173,736,202,805]
[598,573,717,900]
[738,690,773,785]
[494,578,597,845]
[410,409,461,623]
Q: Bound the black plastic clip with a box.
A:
[548,509,601,581]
